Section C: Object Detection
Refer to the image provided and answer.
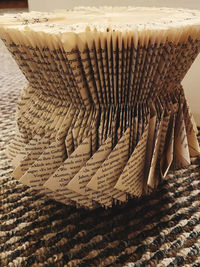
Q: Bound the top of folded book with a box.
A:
[0,7,200,33]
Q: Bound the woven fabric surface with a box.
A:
[0,38,200,267]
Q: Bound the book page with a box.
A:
[121,32,128,104]
[45,33,74,104]
[183,100,200,156]
[67,136,113,207]
[94,32,106,105]
[117,108,123,141]
[107,30,114,104]
[172,104,191,169]
[77,108,90,146]
[160,114,176,178]
[147,111,165,188]
[100,31,110,104]
[67,136,112,196]
[102,107,111,143]
[91,109,99,154]
[80,106,94,143]
[117,31,123,104]
[44,188,75,207]
[6,125,28,162]
[56,104,76,141]
[87,32,103,106]
[134,30,149,104]
[12,100,67,178]
[77,32,98,106]
[19,139,66,190]
[112,30,118,105]
[87,128,130,206]
[12,133,41,168]
[129,113,138,155]
[61,33,91,110]
[114,122,149,197]
[72,107,85,149]
[44,135,93,208]
[65,108,80,156]
[157,111,171,160]
[98,108,105,146]
[139,31,157,103]
[12,135,49,180]
[143,103,157,188]
[79,136,113,208]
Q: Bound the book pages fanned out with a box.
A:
[1,7,200,209]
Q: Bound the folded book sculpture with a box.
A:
[0,7,200,208]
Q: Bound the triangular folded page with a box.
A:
[67,136,113,206]
[114,123,149,197]
[12,134,48,179]
[143,104,157,189]
[172,104,191,169]
[160,115,176,179]
[19,138,66,191]
[147,111,171,189]
[12,134,41,168]
[44,135,93,208]
[87,128,130,205]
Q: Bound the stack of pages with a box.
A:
[0,7,200,208]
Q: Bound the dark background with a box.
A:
[0,0,28,9]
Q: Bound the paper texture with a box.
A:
[1,7,200,208]
[114,123,149,197]
[44,135,92,208]
[87,128,130,206]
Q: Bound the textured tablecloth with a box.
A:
[0,38,200,267]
